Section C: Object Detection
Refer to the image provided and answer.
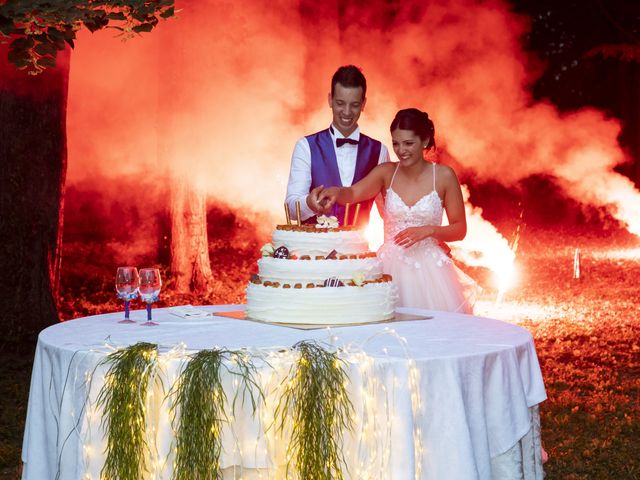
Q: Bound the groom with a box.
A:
[285,65,389,227]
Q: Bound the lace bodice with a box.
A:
[384,188,443,239]
[379,163,451,268]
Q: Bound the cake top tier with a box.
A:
[276,224,357,232]
[272,226,370,257]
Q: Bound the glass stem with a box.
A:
[124,300,130,319]
[146,303,152,321]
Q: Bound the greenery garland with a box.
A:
[170,349,263,480]
[0,0,174,74]
[275,341,354,480]
[96,342,159,480]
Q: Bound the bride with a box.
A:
[318,108,477,313]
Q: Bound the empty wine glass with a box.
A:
[139,268,162,326]
[115,267,139,324]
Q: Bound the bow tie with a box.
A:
[336,137,359,147]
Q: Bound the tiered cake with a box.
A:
[246,216,397,325]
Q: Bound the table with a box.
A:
[22,305,546,480]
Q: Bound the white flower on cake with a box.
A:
[351,272,366,286]
[315,215,339,229]
[260,243,275,257]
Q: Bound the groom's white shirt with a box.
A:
[285,125,390,221]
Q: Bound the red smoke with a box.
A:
[66,0,639,235]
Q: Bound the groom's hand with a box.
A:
[307,185,332,214]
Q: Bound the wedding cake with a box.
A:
[246,215,397,325]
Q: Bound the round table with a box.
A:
[21,305,546,480]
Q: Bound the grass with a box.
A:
[0,349,33,480]
[1,226,639,479]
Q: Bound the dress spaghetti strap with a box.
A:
[389,163,400,189]
[432,162,436,192]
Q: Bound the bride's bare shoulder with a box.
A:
[435,163,460,183]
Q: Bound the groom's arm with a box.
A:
[378,143,390,165]
[285,138,317,222]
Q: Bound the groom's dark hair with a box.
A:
[331,65,367,99]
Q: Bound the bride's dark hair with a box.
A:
[390,108,436,150]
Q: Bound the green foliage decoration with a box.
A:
[96,342,159,480]
[275,340,354,480]
[170,348,263,480]
[0,0,174,74]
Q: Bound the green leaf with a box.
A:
[46,29,67,50]
[11,36,35,50]
[160,7,175,19]
[62,27,75,41]
[0,15,15,36]
[107,12,127,21]
[8,51,30,69]
[34,41,58,56]
[132,23,154,33]
[36,56,57,68]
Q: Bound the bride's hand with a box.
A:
[394,226,435,248]
[307,185,332,214]
[318,187,339,210]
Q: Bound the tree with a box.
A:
[0,1,174,344]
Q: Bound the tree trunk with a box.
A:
[0,45,70,343]
[158,1,214,295]
[170,177,214,293]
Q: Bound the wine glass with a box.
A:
[139,268,162,326]
[115,267,139,324]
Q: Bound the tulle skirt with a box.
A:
[378,240,479,314]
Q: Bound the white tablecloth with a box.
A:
[22,305,546,480]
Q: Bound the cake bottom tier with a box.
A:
[245,282,398,325]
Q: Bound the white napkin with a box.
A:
[167,305,211,318]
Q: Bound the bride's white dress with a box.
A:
[378,163,478,313]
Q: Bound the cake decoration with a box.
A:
[261,243,275,257]
[323,277,345,287]
[273,246,290,259]
[351,272,366,286]
[316,215,339,229]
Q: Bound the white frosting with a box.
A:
[258,257,383,284]
[272,229,368,257]
[246,282,398,324]
[246,227,397,325]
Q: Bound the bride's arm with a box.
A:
[395,166,467,247]
[319,163,391,207]
[436,166,467,241]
